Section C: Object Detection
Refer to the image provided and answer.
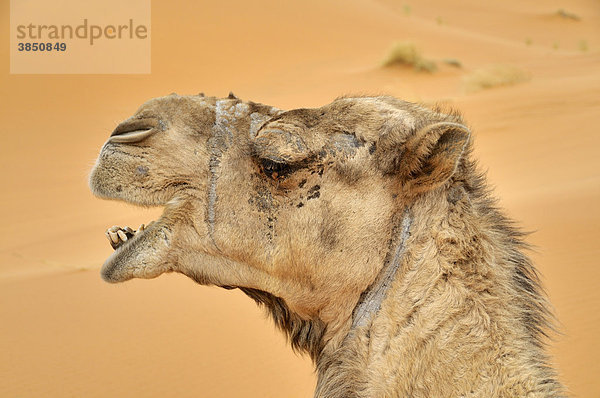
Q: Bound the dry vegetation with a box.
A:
[443,58,462,68]
[381,41,437,72]
[464,64,531,92]
[557,9,581,21]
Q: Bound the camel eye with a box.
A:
[260,158,289,180]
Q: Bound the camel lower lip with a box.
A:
[100,218,172,283]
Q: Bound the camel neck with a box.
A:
[351,209,413,329]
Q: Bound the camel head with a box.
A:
[90,93,565,397]
[89,93,470,345]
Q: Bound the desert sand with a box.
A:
[1,0,598,396]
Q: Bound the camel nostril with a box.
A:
[109,117,160,143]
[109,128,156,143]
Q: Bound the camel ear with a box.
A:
[398,122,471,192]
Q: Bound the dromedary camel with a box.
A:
[90,93,564,397]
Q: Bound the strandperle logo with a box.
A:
[16,19,149,46]
[10,0,151,74]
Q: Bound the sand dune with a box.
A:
[1,0,598,396]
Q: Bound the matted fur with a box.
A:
[90,94,564,397]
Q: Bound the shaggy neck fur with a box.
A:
[243,154,563,398]
[311,156,562,398]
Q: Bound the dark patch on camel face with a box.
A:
[247,180,280,242]
[266,215,277,241]
[248,185,275,212]
[307,185,321,200]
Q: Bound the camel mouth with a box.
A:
[100,215,170,283]
[104,218,159,251]
[100,197,183,282]
[102,195,183,255]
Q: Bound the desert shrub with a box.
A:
[557,9,580,21]
[443,58,462,68]
[464,64,531,92]
[381,42,437,73]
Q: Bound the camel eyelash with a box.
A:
[260,158,289,180]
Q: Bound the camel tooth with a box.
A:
[108,225,121,233]
[123,226,134,234]
[117,230,128,241]
[108,231,119,244]
[137,224,145,232]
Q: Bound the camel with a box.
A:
[89,93,564,397]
